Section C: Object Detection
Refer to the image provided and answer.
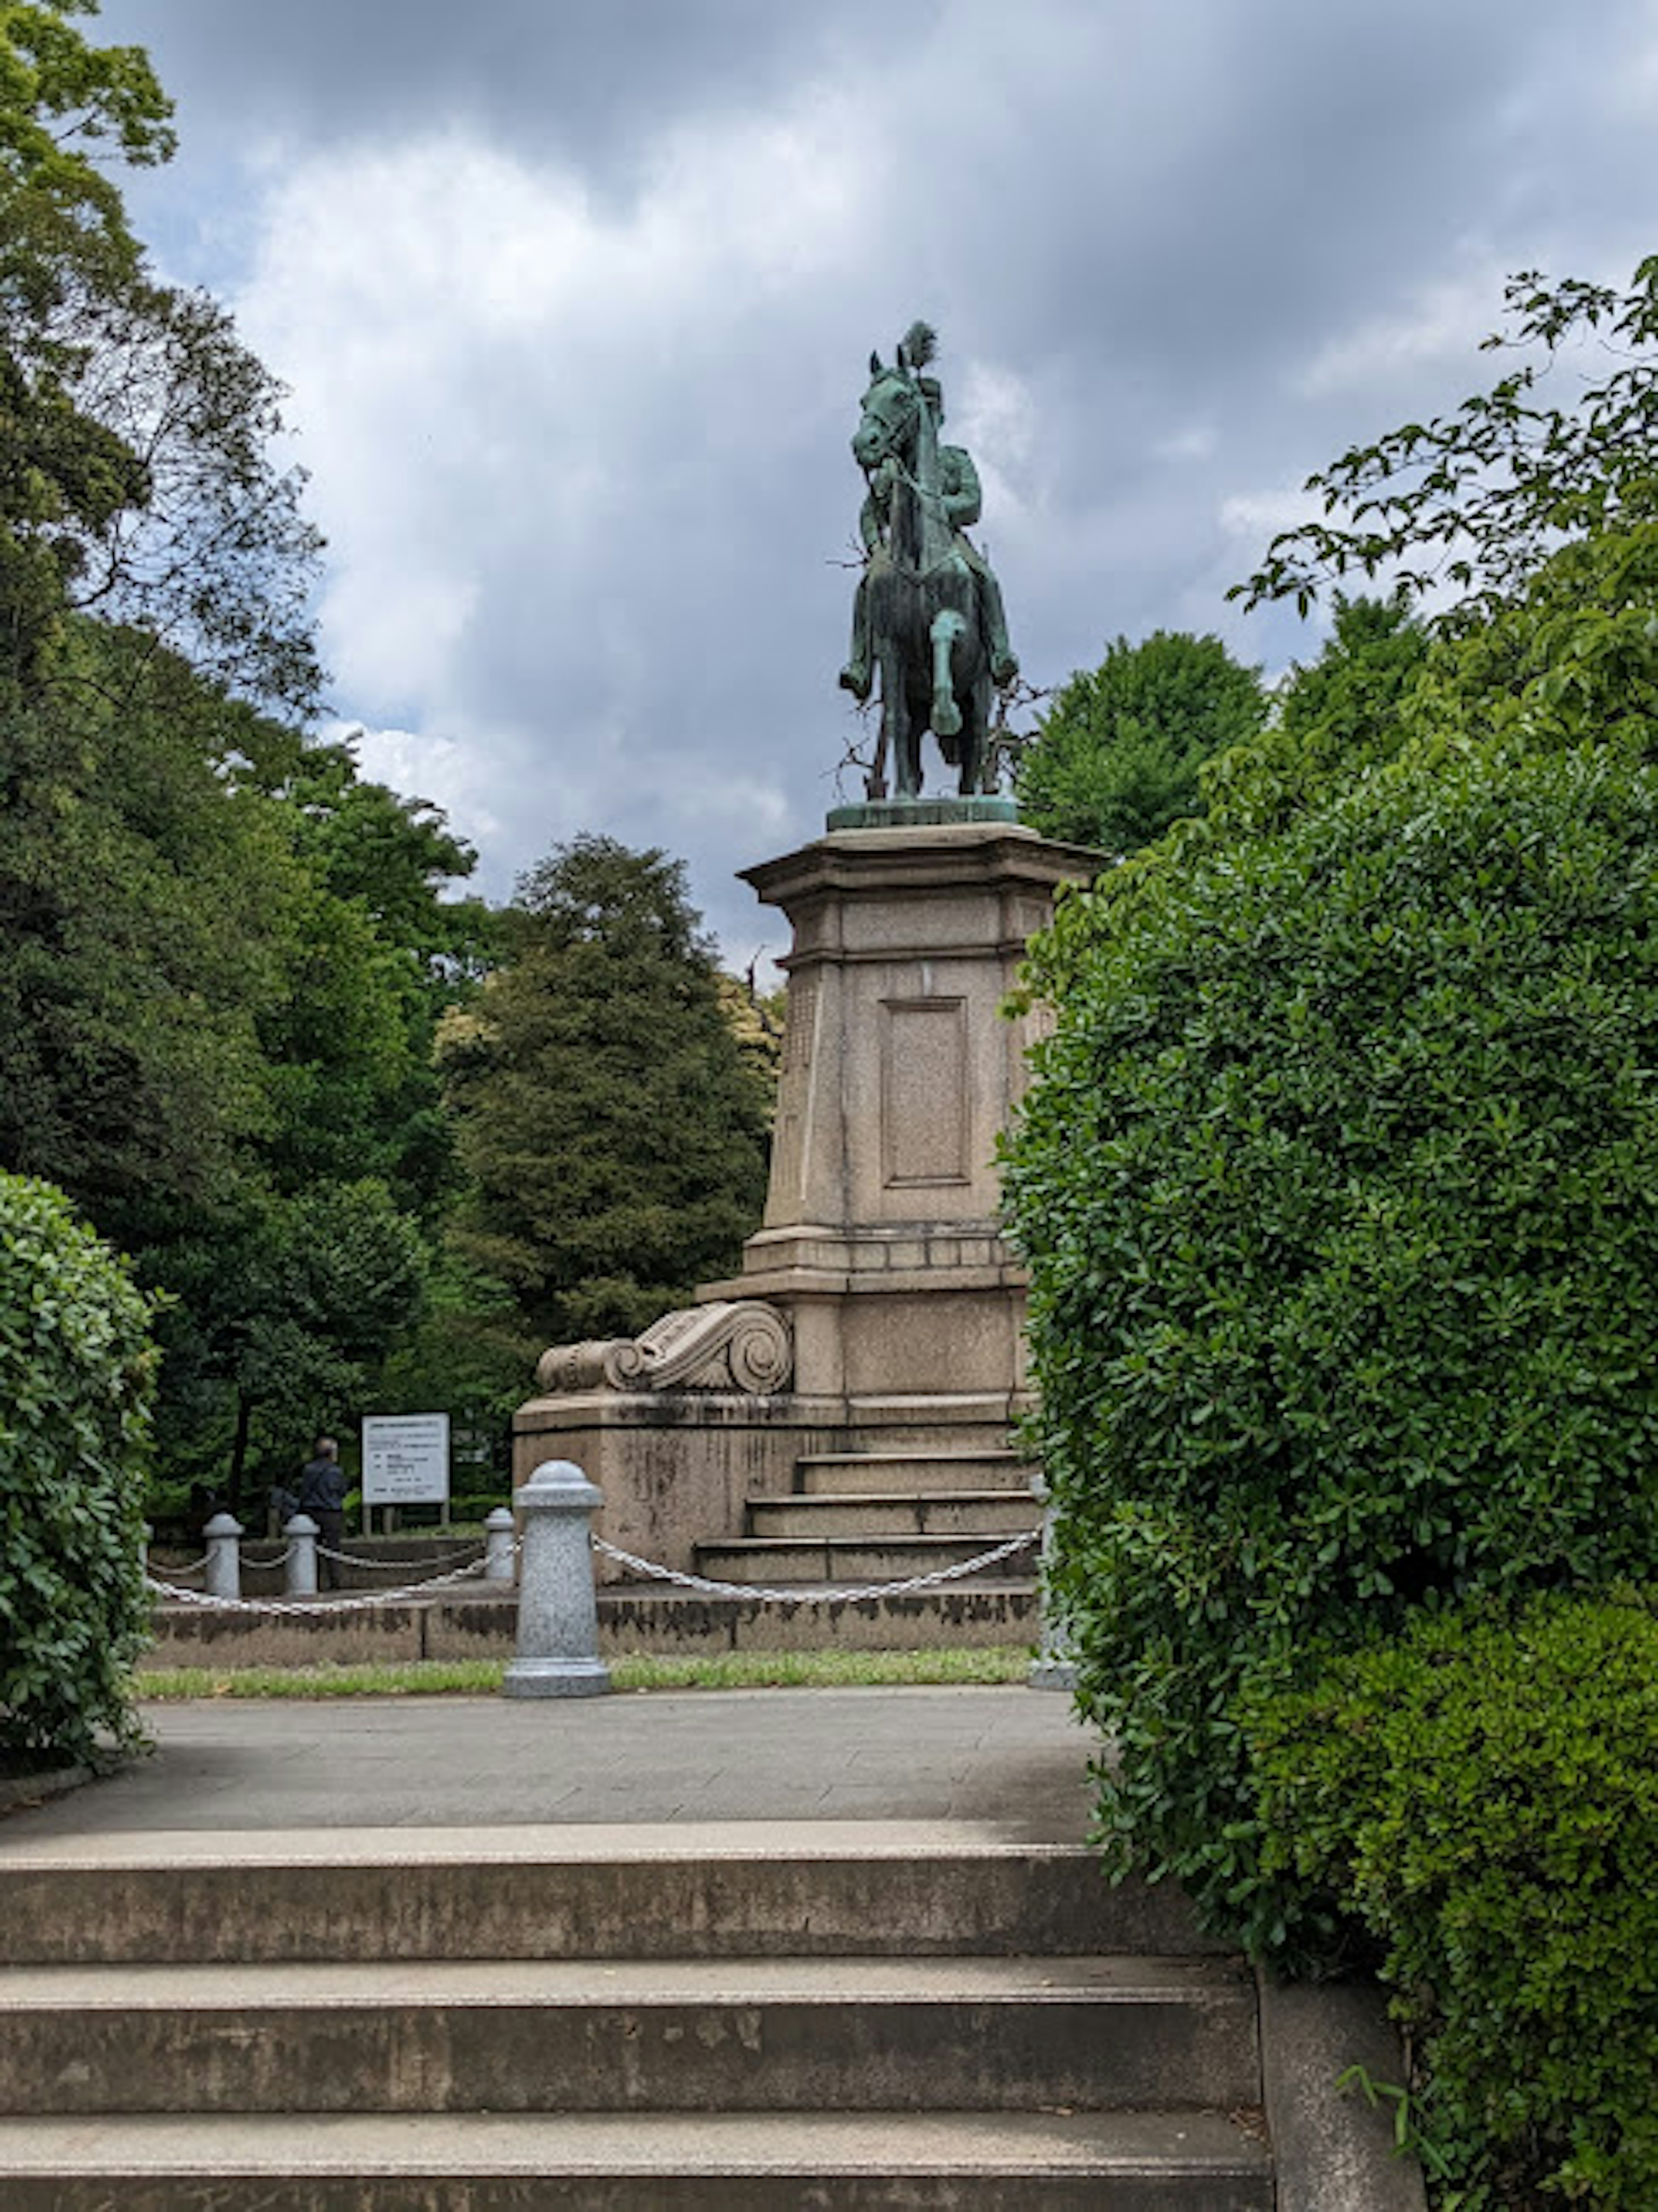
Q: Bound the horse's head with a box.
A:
[853,351,923,474]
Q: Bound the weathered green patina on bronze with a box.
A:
[840,321,1019,803]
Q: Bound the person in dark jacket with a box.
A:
[295,1436,348,1589]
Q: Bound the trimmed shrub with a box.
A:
[1247,1592,1658,2208]
[1001,732,1658,1944]
[0,1174,157,1768]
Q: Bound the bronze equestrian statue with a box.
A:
[840,321,1019,801]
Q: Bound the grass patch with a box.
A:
[135,1646,1034,1700]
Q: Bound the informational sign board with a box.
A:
[361,1413,450,1507]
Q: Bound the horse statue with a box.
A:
[841,321,1018,802]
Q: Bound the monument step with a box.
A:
[694,1532,1037,1586]
[0,1953,1259,2117]
[0,2108,1275,2209]
[795,1449,1035,1496]
[0,1831,1222,1966]
[748,1491,1038,1540]
[597,1579,1039,1650]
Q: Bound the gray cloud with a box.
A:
[88,0,1658,951]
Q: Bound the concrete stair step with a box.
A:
[0,2108,1275,2208]
[797,1449,1035,1496]
[695,1533,1036,1586]
[749,1492,1038,1540]
[0,1829,1225,1965]
[0,1954,1259,2116]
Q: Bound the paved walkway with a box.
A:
[0,1688,1097,1847]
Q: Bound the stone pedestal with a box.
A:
[707,819,1092,1401]
[513,815,1096,1578]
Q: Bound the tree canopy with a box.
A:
[1016,629,1267,854]
[1233,256,1658,627]
[442,835,772,1351]
[1,0,320,708]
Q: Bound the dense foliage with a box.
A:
[1199,592,1429,842]
[1005,258,1658,2204]
[442,835,772,1349]
[1016,629,1267,853]
[1249,1592,1658,2208]
[1004,730,1658,1941]
[0,1171,154,1766]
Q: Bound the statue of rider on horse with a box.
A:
[840,321,1019,802]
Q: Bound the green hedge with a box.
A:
[0,1174,157,1768]
[1247,1592,1658,2209]
[1002,733,1658,1942]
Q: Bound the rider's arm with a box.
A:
[940,446,983,532]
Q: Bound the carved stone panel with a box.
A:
[880,995,969,1187]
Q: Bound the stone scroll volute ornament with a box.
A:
[839,320,1019,802]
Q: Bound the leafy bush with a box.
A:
[1247,1592,1658,2208]
[0,1174,157,1768]
[1002,732,1658,1944]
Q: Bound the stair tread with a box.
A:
[1,1952,1250,2008]
[0,2106,1272,2177]
[703,1532,1035,1552]
[0,1821,1096,1870]
[800,1450,1029,1466]
[756,1491,1034,1508]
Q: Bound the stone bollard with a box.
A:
[1026,1473,1078,1692]
[284,1513,320,1597]
[483,1506,516,1583]
[501,1461,611,1699]
[203,1512,243,1602]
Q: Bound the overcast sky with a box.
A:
[93,0,1658,960]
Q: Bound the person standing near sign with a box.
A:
[296,1436,348,1590]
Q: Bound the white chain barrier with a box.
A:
[592,1527,1039,1605]
[144,1551,493,1615]
[145,1528,1039,1617]
[315,1541,486,1573]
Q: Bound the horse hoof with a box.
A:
[933,701,962,739]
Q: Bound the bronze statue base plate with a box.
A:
[826,796,1021,832]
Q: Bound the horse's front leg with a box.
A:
[881,645,920,800]
[929,609,966,741]
[893,704,922,800]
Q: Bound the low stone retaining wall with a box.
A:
[140,1582,1039,1668]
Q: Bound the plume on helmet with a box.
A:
[897,320,938,374]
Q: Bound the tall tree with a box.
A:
[442,835,772,1349]
[1,0,321,709]
[1016,630,1267,854]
